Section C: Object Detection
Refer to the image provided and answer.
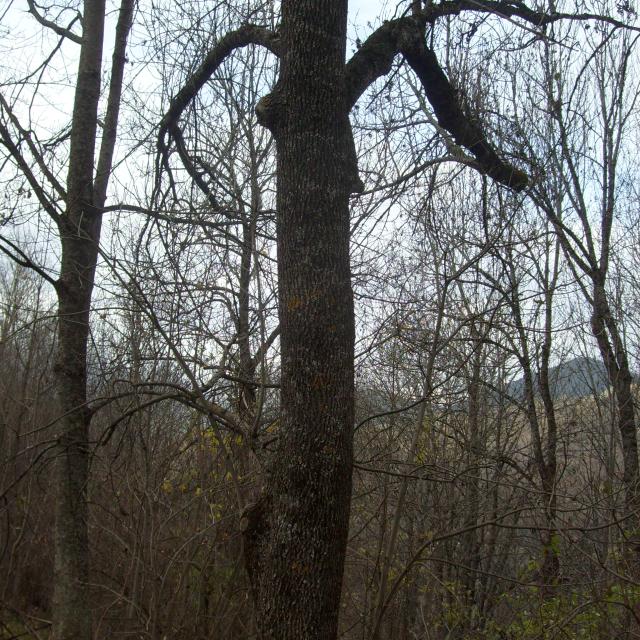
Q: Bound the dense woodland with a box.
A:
[2,0,640,638]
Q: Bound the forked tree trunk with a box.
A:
[52,1,134,636]
[243,1,359,638]
[52,5,105,638]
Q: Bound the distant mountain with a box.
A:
[506,356,610,401]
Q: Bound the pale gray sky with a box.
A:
[348,0,390,36]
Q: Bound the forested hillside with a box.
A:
[1,1,640,638]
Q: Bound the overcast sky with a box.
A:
[348,0,390,36]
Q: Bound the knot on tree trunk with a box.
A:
[255,87,286,132]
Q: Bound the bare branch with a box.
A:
[345,15,527,189]
[401,37,528,190]
[0,115,63,222]
[158,24,280,144]
[345,18,407,109]
[0,235,58,288]
[93,0,135,205]
[0,93,67,201]
[26,0,82,44]
[426,0,640,33]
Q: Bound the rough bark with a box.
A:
[159,5,531,639]
[52,4,105,637]
[51,1,134,637]
[243,3,357,638]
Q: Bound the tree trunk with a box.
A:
[52,0,134,636]
[591,282,640,540]
[462,335,482,630]
[538,272,559,596]
[243,2,359,638]
[52,3,105,638]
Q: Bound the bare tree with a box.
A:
[153,1,640,637]
[0,1,135,636]
[520,20,640,559]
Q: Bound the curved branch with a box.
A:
[26,0,83,44]
[428,0,639,33]
[158,24,280,143]
[401,35,528,190]
[345,1,638,189]
[345,15,527,190]
[345,18,410,109]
